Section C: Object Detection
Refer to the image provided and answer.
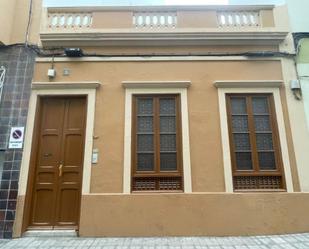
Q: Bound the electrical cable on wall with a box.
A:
[0,43,297,59]
[25,0,34,45]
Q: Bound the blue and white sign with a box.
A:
[9,127,25,149]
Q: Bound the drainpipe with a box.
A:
[0,66,6,104]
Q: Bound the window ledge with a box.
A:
[214,80,283,88]
[131,190,184,194]
[234,189,286,193]
[32,81,102,90]
[122,81,191,89]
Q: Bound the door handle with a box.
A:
[59,164,63,177]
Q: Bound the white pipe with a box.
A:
[0,66,6,104]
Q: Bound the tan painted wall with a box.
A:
[0,0,41,45]
[79,193,309,236]
[32,60,299,193]
[260,10,275,27]
[0,0,17,45]
[10,0,42,44]
[177,11,218,28]
[92,11,133,29]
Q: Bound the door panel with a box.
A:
[29,97,86,229]
[57,188,80,225]
[55,98,86,226]
[32,189,54,225]
[30,99,64,226]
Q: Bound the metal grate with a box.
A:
[133,177,182,191]
[234,175,282,190]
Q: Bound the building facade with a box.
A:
[286,0,309,129]
[5,3,309,237]
[0,0,41,239]
[285,0,309,193]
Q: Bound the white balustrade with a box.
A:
[218,11,260,27]
[133,12,177,29]
[48,13,93,29]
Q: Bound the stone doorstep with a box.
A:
[23,230,77,238]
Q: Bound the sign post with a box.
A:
[8,127,25,149]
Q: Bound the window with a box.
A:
[132,95,183,191]
[226,94,284,190]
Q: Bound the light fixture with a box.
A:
[290,79,302,100]
[64,48,84,57]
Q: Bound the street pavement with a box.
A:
[1,233,309,248]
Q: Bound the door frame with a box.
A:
[14,83,100,236]
[28,96,87,229]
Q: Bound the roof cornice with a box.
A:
[40,29,288,47]
[46,5,275,12]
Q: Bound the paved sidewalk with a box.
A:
[1,233,309,249]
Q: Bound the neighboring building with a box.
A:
[12,3,309,237]
[0,0,41,239]
[285,0,309,192]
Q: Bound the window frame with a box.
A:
[122,83,192,194]
[226,93,286,190]
[131,94,184,192]
[216,84,293,193]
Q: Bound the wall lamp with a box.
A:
[290,79,302,100]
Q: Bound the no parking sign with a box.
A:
[9,127,25,149]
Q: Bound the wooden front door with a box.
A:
[29,97,87,229]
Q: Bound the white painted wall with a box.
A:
[298,64,309,131]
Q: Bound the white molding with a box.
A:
[40,30,288,47]
[18,88,97,197]
[217,87,294,193]
[218,90,234,193]
[32,81,101,90]
[123,87,192,194]
[36,56,282,63]
[214,80,283,88]
[47,5,274,12]
[122,81,191,89]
